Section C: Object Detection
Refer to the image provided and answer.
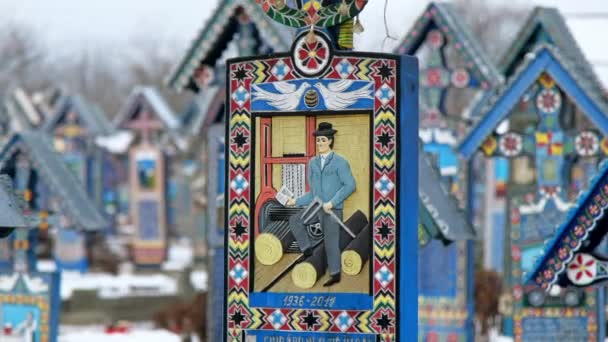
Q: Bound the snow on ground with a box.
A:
[162,240,194,271]
[189,270,208,291]
[60,325,180,342]
[61,271,177,300]
[489,328,514,342]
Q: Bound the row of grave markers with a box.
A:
[166,0,608,341]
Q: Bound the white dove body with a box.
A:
[252,82,311,111]
[314,80,374,110]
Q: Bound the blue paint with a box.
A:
[459,51,550,159]
[400,54,419,341]
[246,330,376,341]
[526,163,608,284]
[465,240,475,342]
[418,327,467,342]
[223,52,419,340]
[423,143,458,176]
[599,288,606,342]
[495,158,509,181]
[54,229,88,273]
[460,48,608,159]
[502,316,514,337]
[0,271,60,342]
[521,317,589,340]
[251,79,374,112]
[211,248,225,342]
[138,200,160,240]
[136,159,157,189]
[419,240,457,297]
[249,293,373,310]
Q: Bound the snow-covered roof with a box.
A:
[114,86,179,131]
[94,131,134,154]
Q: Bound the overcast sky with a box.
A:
[0,0,606,81]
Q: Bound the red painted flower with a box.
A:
[297,40,327,71]
[513,285,523,300]
[567,253,596,285]
[427,68,445,87]
[511,246,521,261]
[536,89,561,113]
[543,269,554,280]
[589,204,600,216]
[575,131,599,156]
[558,247,568,260]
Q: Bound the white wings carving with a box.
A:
[22,274,49,293]
[0,273,18,291]
[314,80,373,110]
[252,82,311,111]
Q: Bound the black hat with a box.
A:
[313,122,337,136]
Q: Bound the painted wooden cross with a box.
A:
[124,109,164,144]
[3,156,60,272]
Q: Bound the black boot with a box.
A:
[323,273,341,287]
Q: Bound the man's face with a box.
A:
[316,136,332,154]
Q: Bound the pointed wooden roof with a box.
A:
[459,44,608,160]
[43,95,113,136]
[166,0,292,92]
[395,2,503,89]
[0,132,108,230]
[526,160,608,290]
[114,86,180,131]
[419,144,475,245]
[0,174,29,238]
[499,6,606,101]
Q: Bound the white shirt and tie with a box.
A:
[320,152,332,169]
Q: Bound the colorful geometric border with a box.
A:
[510,203,599,342]
[418,241,468,327]
[529,163,608,289]
[224,36,418,341]
[256,0,368,28]
[0,271,61,342]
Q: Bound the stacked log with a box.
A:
[254,205,302,265]
[341,224,371,275]
[291,210,368,288]
[255,220,293,265]
[268,207,301,220]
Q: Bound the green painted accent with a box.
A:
[257,0,367,29]
[167,0,291,92]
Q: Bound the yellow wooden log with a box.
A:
[341,250,363,275]
[291,261,318,289]
[255,233,284,265]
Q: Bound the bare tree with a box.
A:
[453,0,527,62]
[0,20,50,91]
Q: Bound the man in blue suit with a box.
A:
[287,122,356,286]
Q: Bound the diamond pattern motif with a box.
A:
[375,265,394,288]
[271,60,291,81]
[269,309,287,330]
[337,59,354,79]
[375,84,395,106]
[230,174,249,195]
[232,85,250,107]
[229,263,248,285]
[333,311,354,332]
[226,55,402,338]
[375,174,395,197]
